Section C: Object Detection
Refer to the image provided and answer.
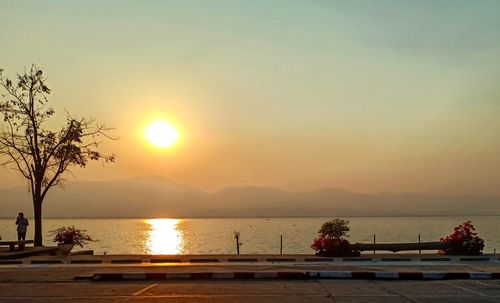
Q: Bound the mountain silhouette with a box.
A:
[1,176,498,218]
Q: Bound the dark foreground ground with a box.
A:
[0,279,499,303]
[0,256,499,302]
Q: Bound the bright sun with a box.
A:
[145,120,179,148]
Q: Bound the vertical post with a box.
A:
[280,235,283,255]
[234,232,240,255]
[236,235,240,255]
[494,248,496,255]
[373,234,376,255]
[418,234,421,255]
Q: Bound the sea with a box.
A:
[1,216,498,255]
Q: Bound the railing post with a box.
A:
[418,234,421,255]
[373,234,376,255]
[280,235,283,255]
[234,232,240,255]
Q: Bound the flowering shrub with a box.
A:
[311,236,351,254]
[311,219,359,256]
[440,221,484,255]
[50,226,93,247]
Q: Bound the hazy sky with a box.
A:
[1,1,500,195]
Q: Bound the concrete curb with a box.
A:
[89,271,500,281]
[50,255,500,265]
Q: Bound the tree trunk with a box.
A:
[33,199,43,246]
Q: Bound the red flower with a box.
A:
[311,219,355,255]
[311,235,351,253]
[440,221,484,255]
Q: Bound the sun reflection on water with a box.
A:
[145,218,182,254]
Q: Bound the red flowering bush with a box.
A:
[311,219,359,256]
[440,221,484,255]
[311,236,351,254]
[50,226,93,247]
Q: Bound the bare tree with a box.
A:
[0,65,115,246]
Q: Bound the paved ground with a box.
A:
[0,279,499,302]
[1,262,499,282]
[0,259,499,302]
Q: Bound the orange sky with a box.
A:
[1,1,500,195]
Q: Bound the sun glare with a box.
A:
[145,218,182,254]
[145,120,179,148]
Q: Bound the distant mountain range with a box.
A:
[1,176,499,217]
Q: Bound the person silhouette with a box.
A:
[15,212,29,241]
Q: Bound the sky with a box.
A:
[1,0,500,195]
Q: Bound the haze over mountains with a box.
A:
[1,176,499,218]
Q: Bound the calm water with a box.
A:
[0,217,498,255]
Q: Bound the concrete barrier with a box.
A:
[89,270,500,281]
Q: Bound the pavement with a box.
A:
[0,255,499,302]
[0,279,499,302]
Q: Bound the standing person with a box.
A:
[15,212,29,241]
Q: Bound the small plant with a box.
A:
[311,219,359,256]
[440,221,485,255]
[50,226,93,247]
[318,219,350,238]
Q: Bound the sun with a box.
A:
[145,119,179,148]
